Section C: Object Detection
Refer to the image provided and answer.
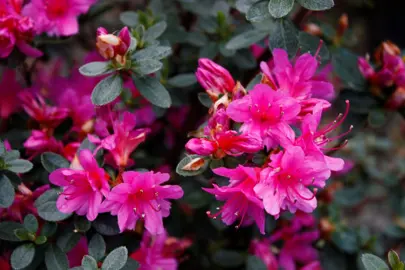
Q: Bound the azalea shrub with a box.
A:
[0,0,405,269]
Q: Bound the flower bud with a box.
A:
[337,13,349,37]
[96,27,131,63]
[196,59,235,96]
[385,87,405,110]
[304,23,322,36]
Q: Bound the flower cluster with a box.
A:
[187,48,350,232]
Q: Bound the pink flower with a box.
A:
[130,231,178,270]
[196,58,236,98]
[96,26,131,65]
[24,130,63,158]
[204,166,265,234]
[19,91,69,129]
[0,69,23,119]
[23,0,96,36]
[0,0,42,58]
[49,149,110,221]
[67,236,88,268]
[260,48,333,116]
[227,83,300,149]
[302,261,322,270]
[249,239,278,270]
[99,171,183,234]
[255,146,330,217]
[89,112,149,168]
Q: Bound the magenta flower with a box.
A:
[99,171,183,234]
[255,146,330,217]
[227,83,300,148]
[260,48,333,116]
[196,58,236,98]
[130,231,178,270]
[89,112,149,168]
[249,239,278,270]
[0,69,23,119]
[204,166,265,234]
[24,130,63,159]
[67,236,88,268]
[49,149,110,221]
[0,0,42,58]
[22,0,96,36]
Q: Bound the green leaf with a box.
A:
[268,0,294,18]
[332,48,366,91]
[332,229,359,254]
[0,174,14,207]
[198,93,213,108]
[361,253,389,270]
[133,59,163,75]
[45,244,69,270]
[199,42,218,59]
[246,74,262,91]
[57,231,81,252]
[131,46,172,61]
[219,43,236,57]
[186,32,208,47]
[225,29,267,50]
[0,221,24,241]
[212,250,245,268]
[269,18,299,58]
[182,190,212,209]
[14,228,31,241]
[24,214,38,233]
[0,141,5,156]
[79,62,112,77]
[82,255,98,270]
[132,75,172,108]
[89,234,106,261]
[7,159,33,173]
[11,243,36,270]
[3,150,20,162]
[144,21,167,42]
[40,222,57,237]
[298,32,330,64]
[41,152,70,173]
[176,155,210,177]
[368,109,387,128]
[334,186,364,207]
[246,255,267,270]
[388,250,402,269]
[246,1,271,23]
[167,73,197,88]
[74,216,91,233]
[121,258,140,270]
[297,0,334,11]
[91,75,123,106]
[36,190,72,222]
[101,246,128,270]
[120,11,139,27]
[232,49,257,69]
[35,235,47,245]
[92,214,120,236]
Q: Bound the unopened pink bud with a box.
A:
[196,59,235,94]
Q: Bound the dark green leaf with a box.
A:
[82,256,98,270]
[199,42,218,59]
[232,50,257,69]
[0,141,5,156]
[212,250,244,268]
[0,174,14,207]
[24,214,38,233]
[198,93,213,108]
[74,216,91,233]
[121,258,140,270]
[334,186,365,207]
[226,29,267,50]
[120,11,139,27]
[332,48,366,91]
[186,32,208,47]
[219,43,236,57]
[268,0,294,18]
[41,222,58,237]
[332,230,359,254]
[7,159,33,173]
[101,246,128,270]
[131,46,172,61]
[41,152,70,173]
[246,255,267,270]
[57,231,81,252]
[368,109,387,128]
[176,155,210,177]
[197,16,217,33]
[37,200,71,222]
[133,59,163,75]
[89,234,106,261]
[3,150,20,162]
[269,18,299,58]
[298,32,330,64]
[79,62,112,77]
[0,221,24,241]
[182,190,212,209]
[14,228,31,241]
[45,244,69,270]
[35,235,47,245]
[297,0,334,11]
[246,1,271,23]
[11,243,36,270]
[167,73,197,88]
[132,75,172,108]
[361,253,389,270]
[91,75,123,106]
[144,21,167,42]
[92,214,120,236]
